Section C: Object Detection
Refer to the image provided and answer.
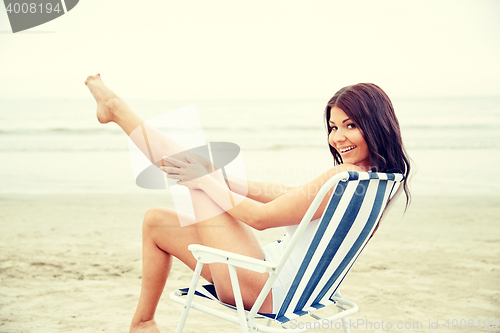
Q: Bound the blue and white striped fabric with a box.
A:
[274,171,403,324]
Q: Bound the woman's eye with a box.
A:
[330,126,338,131]
[346,123,356,129]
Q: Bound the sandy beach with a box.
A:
[1,90,499,333]
[1,192,499,332]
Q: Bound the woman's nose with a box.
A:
[330,130,346,145]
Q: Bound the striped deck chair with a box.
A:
[170,171,404,333]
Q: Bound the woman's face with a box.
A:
[328,106,370,170]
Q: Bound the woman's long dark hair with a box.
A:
[325,83,411,208]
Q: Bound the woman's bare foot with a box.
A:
[129,319,161,333]
[84,74,121,124]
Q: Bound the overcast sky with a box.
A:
[0,0,499,100]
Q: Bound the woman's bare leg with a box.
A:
[84,74,143,135]
[130,206,272,333]
[85,74,204,169]
[85,75,272,333]
[129,208,213,333]
[188,190,271,309]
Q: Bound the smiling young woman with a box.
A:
[84,75,411,333]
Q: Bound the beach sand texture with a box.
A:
[1,193,499,332]
[1,96,500,332]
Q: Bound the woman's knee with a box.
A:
[142,207,178,231]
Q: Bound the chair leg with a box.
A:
[175,261,204,333]
[341,317,351,333]
[335,291,352,333]
[338,306,351,333]
[227,265,249,333]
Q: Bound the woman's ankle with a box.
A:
[130,317,160,333]
[99,96,122,123]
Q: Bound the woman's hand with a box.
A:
[161,154,209,190]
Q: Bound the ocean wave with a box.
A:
[0,147,130,152]
[2,122,499,135]
[402,124,500,130]
[0,126,325,135]
[157,125,323,132]
[0,128,122,135]
[2,141,499,153]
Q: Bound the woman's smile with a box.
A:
[338,145,357,154]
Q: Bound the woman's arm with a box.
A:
[224,175,296,203]
[163,155,364,230]
[198,176,315,230]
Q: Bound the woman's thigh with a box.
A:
[144,206,271,311]
[143,207,213,282]
[194,209,270,309]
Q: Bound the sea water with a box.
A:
[1,97,499,195]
